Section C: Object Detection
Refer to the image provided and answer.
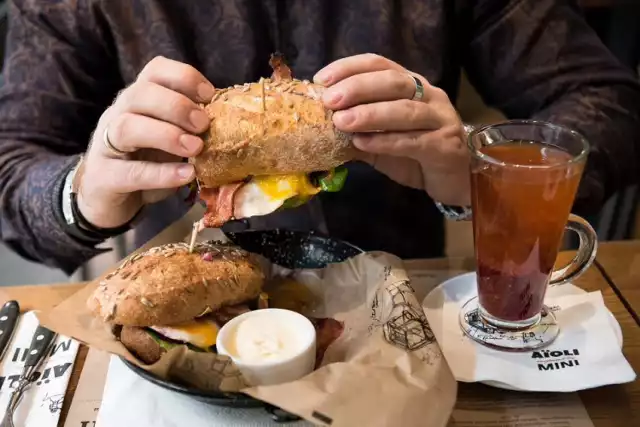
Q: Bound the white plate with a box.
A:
[423,272,624,391]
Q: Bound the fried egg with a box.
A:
[234,174,320,219]
[151,318,219,349]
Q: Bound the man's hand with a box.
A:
[77,56,215,229]
[315,53,470,206]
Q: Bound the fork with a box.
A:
[0,326,57,427]
[0,383,25,427]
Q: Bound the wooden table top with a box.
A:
[590,240,640,326]
[404,250,640,426]
[0,244,638,427]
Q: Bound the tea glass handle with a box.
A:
[549,214,598,286]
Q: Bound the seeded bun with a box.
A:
[192,78,355,188]
[87,242,265,327]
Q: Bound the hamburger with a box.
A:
[189,54,355,229]
[87,241,266,364]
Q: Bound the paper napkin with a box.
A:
[422,273,637,392]
[97,357,312,427]
[0,311,80,427]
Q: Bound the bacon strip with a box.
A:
[269,53,293,81]
[199,187,220,227]
[309,317,344,368]
[200,182,245,228]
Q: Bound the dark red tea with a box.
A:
[470,142,584,323]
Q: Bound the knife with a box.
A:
[21,325,58,382]
[0,301,20,362]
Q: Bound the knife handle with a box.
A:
[24,325,57,368]
[0,300,20,360]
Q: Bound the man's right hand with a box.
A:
[76,56,215,229]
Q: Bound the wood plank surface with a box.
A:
[0,243,638,426]
[591,240,640,323]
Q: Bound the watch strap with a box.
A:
[434,202,472,221]
[70,191,136,239]
[57,155,140,242]
[54,158,105,244]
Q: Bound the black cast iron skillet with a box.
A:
[122,229,363,422]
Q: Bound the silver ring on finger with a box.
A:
[102,126,129,157]
[409,74,425,102]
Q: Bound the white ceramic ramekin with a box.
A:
[216,308,317,386]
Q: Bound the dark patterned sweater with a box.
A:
[1,0,639,274]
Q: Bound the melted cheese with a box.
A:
[252,174,320,200]
[233,174,320,219]
[151,319,219,349]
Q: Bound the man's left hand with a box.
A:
[315,53,470,206]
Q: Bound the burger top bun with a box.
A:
[87,242,265,327]
[192,55,355,188]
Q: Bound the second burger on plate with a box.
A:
[87,241,266,364]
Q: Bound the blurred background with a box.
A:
[0,0,638,285]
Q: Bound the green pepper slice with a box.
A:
[281,195,313,209]
[319,166,348,192]
[146,329,214,353]
[146,329,180,352]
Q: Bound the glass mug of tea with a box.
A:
[459,120,598,351]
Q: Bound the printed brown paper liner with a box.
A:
[37,210,456,426]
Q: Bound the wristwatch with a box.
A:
[61,155,136,243]
[434,202,472,221]
[433,123,476,221]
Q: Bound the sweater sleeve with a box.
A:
[464,0,640,214]
[0,0,121,274]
